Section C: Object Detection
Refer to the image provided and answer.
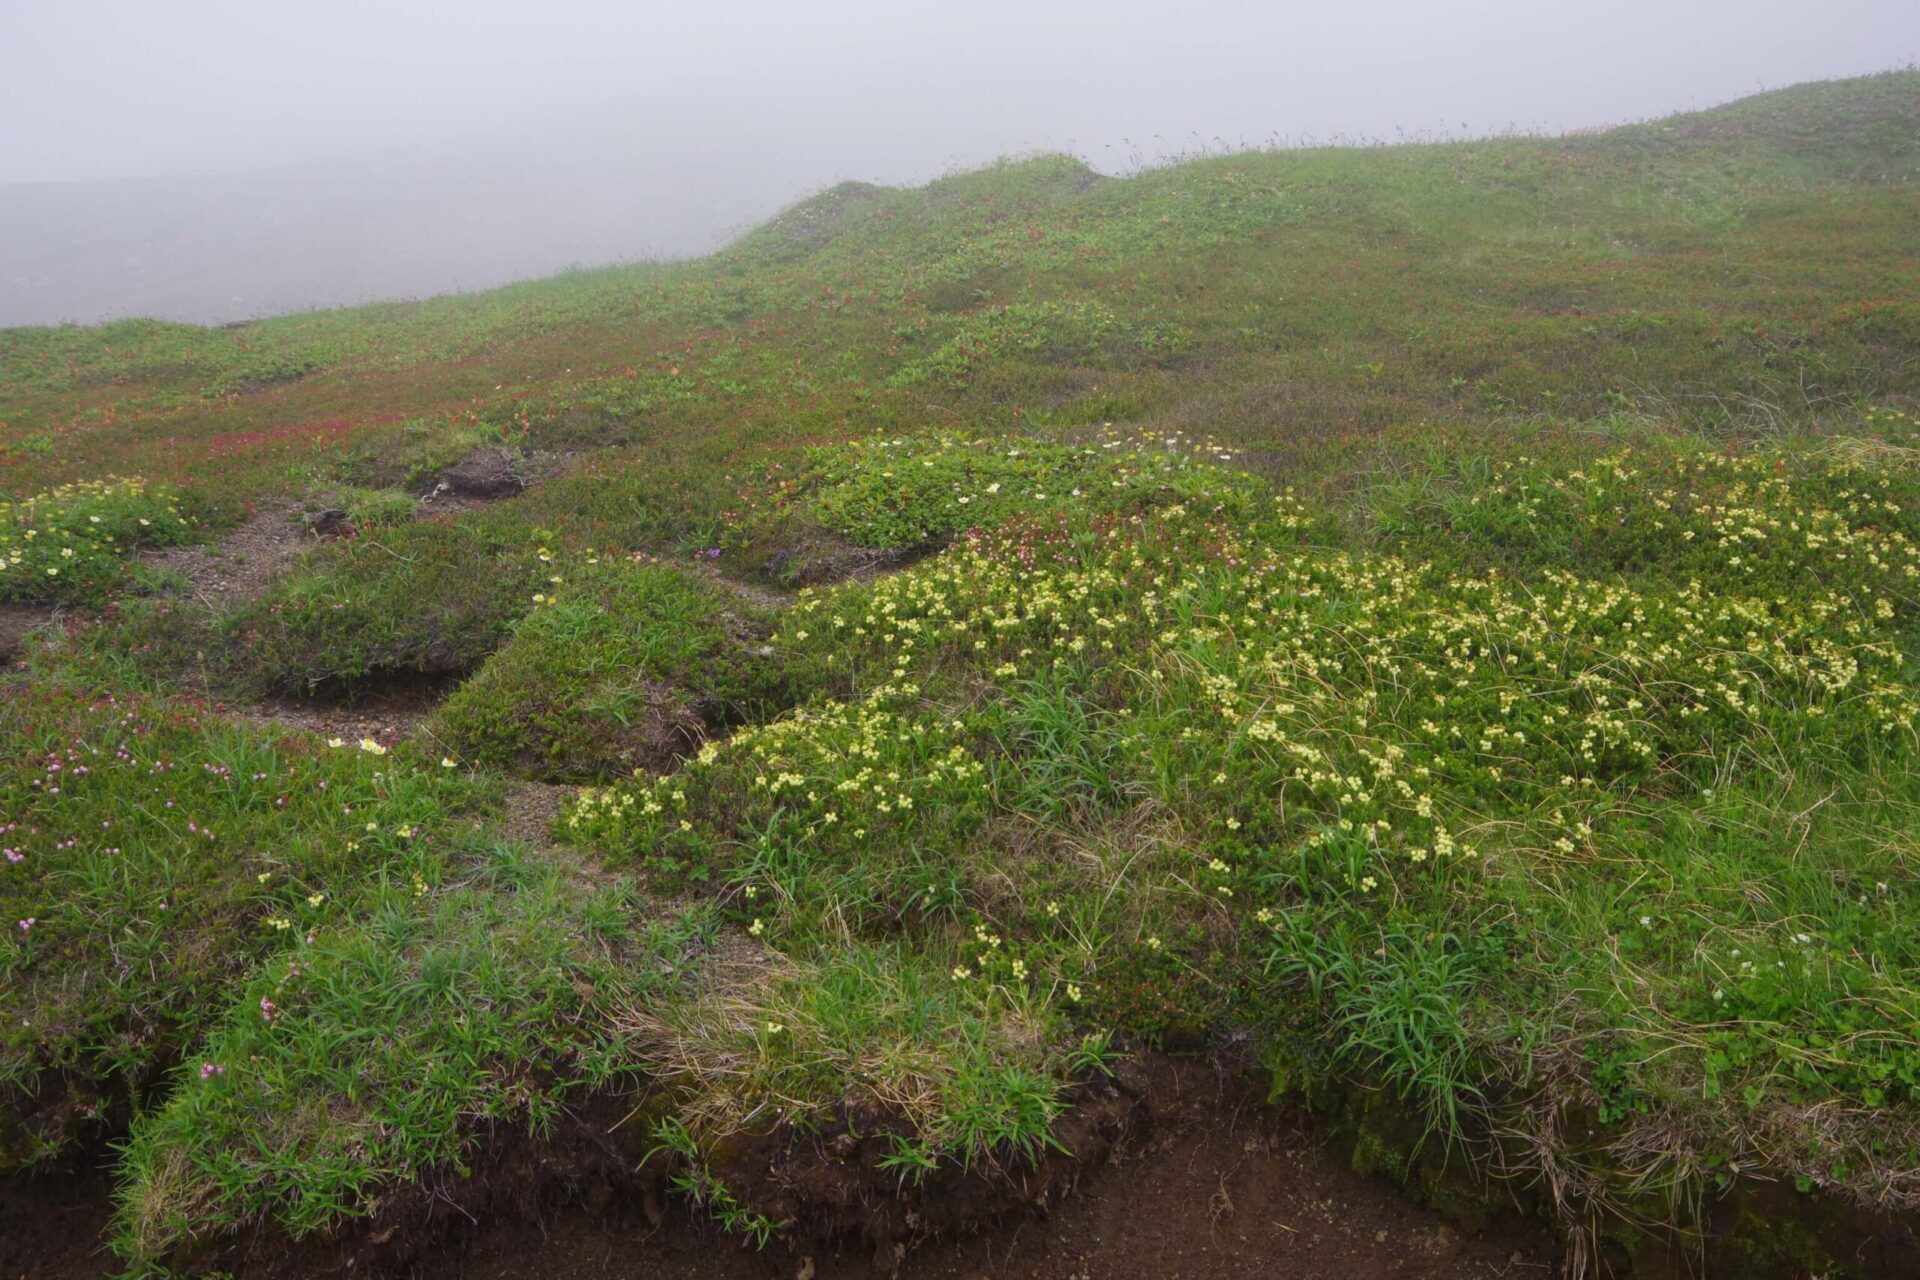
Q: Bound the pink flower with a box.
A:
[199,1062,226,1080]
[17,918,34,932]
[259,995,277,1022]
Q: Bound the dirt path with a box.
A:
[694,562,796,615]
[226,672,461,752]
[141,505,318,608]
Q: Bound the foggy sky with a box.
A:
[2,1,1915,325]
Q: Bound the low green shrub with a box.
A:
[0,478,198,604]
[568,446,1920,1237]
[890,301,1187,389]
[436,558,788,780]
[222,515,543,693]
[788,428,1269,550]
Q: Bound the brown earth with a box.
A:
[225,670,463,752]
[140,505,319,608]
[0,1057,1559,1280]
[0,602,54,669]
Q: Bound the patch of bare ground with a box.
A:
[220,670,462,751]
[0,602,55,670]
[491,779,636,891]
[0,1148,118,1280]
[416,446,569,518]
[695,562,797,616]
[497,779,572,851]
[768,542,923,589]
[141,506,319,608]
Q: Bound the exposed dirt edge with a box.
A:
[1294,1066,1920,1278]
[5,1054,1569,1280]
[178,1071,1144,1279]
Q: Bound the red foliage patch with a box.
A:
[202,413,406,457]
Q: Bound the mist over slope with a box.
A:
[0,135,841,327]
[9,64,1915,331]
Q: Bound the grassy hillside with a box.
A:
[3,70,1919,1277]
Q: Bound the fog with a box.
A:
[2,0,1914,327]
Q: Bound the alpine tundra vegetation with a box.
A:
[2,70,1919,1278]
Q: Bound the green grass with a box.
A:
[334,486,418,531]
[3,71,1920,1276]
[0,685,488,1168]
[112,857,713,1262]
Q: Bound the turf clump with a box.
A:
[221,515,544,694]
[0,685,486,1170]
[112,857,714,1263]
[435,557,788,780]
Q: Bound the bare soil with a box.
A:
[0,1058,1559,1280]
[417,446,569,516]
[0,602,54,669]
[141,506,318,608]
[225,670,463,751]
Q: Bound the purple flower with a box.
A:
[703,548,722,559]
[17,918,33,932]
